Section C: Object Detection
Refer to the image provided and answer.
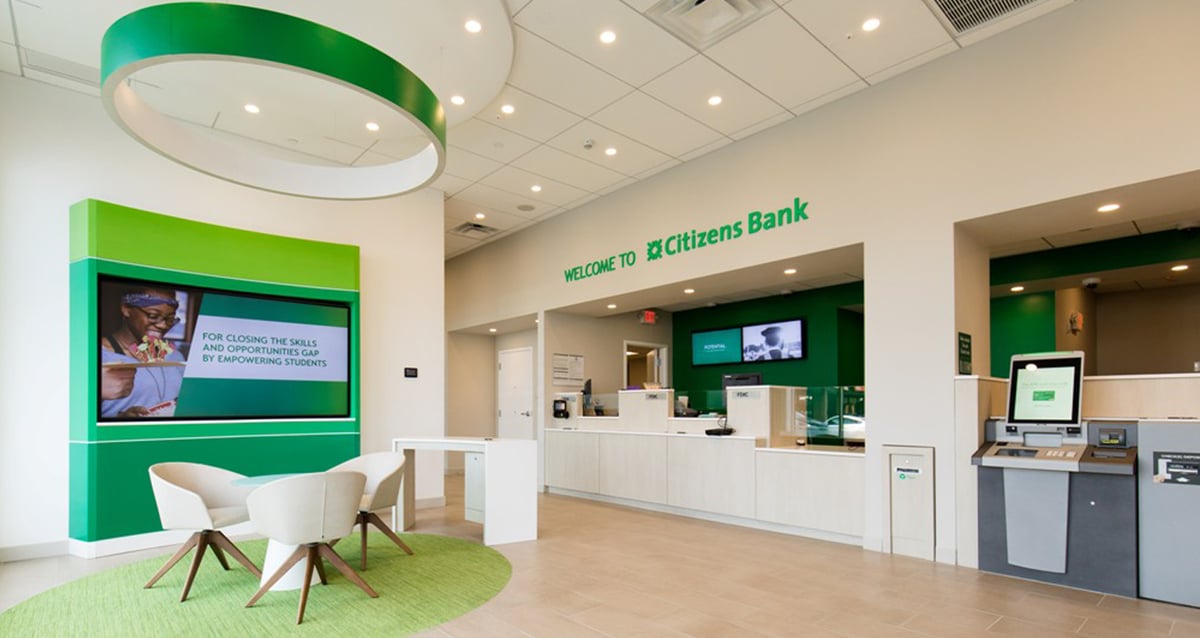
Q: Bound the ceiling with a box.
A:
[0,0,1078,255]
[990,260,1198,298]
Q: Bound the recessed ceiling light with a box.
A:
[707,95,722,106]
[530,184,542,193]
[450,95,465,106]
[500,104,515,115]
[488,328,497,333]
[1172,264,1189,272]
[606,303,617,309]
[862,17,881,32]
[365,121,380,132]
[474,212,486,220]
[465,19,482,33]
[683,288,695,294]
[599,30,616,44]
[1097,203,1121,213]
[783,268,797,275]
[625,351,637,356]
[605,147,617,156]
[1010,285,1026,292]
[243,103,260,114]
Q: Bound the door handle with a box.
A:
[520,411,531,417]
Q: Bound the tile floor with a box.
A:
[3,475,1199,637]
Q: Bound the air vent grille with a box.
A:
[929,0,1043,34]
[645,0,775,51]
[450,222,500,239]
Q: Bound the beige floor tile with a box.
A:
[985,617,1081,637]
[902,602,1002,637]
[816,611,931,638]
[653,607,773,638]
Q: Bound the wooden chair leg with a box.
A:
[179,533,210,602]
[208,535,231,571]
[209,531,263,578]
[296,546,317,624]
[367,512,415,555]
[246,546,307,608]
[144,532,200,589]
[318,543,378,598]
[313,551,329,585]
[360,513,369,570]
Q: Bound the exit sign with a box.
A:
[639,310,658,325]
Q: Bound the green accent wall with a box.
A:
[672,283,864,412]
[991,230,1200,285]
[69,199,362,542]
[990,292,1056,378]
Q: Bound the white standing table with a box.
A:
[391,437,538,546]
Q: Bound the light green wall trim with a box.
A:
[88,420,359,443]
[70,199,360,291]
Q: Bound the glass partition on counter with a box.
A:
[674,390,727,416]
[582,392,620,417]
[793,386,866,447]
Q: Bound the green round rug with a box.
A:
[0,533,510,637]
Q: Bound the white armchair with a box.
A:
[144,462,263,601]
[329,451,414,569]
[244,471,375,624]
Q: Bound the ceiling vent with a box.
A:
[926,0,1047,34]
[644,0,775,51]
[450,222,500,240]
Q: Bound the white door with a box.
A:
[497,348,534,439]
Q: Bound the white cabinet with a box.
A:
[544,429,599,492]
[667,436,756,518]
[598,433,667,504]
[755,450,864,537]
[464,452,484,524]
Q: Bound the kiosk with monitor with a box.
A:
[973,352,1139,597]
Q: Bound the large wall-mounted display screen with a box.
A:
[691,328,743,366]
[98,276,351,421]
[741,319,805,362]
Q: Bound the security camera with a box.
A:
[583,139,594,150]
[1083,277,1102,290]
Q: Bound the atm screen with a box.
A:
[1006,353,1084,426]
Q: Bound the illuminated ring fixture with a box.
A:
[101,3,446,200]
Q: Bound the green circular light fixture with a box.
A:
[101,3,446,200]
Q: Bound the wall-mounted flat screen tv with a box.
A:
[691,328,742,366]
[97,276,351,421]
[741,319,805,362]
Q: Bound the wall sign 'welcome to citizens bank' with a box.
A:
[562,197,810,283]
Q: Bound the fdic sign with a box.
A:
[563,197,809,283]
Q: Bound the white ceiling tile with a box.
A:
[508,27,635,116]
[515,0,696,87]
[1135,209,1200,234]
[430,172,474,197]
[990,238,1053,258]
[511,145,629,193]
[506,0,534,16]
[445,200,531,232]
[454,184,554,219]
[782,0,955,78]
[567,193,602,209]
[0,6,15,44]
[864,41,957,85]
[636,158,681,180]
[641,55,787,136]
[352,149,397,167]
[790,80,866,116]
[678,137,732,162]
[598,178,636,196]
[0,43,20,76]
[730,111,794,140]
[445,233,483,256]
[591,90,723,157]
[479,85,583,142]
[621,0,659,11]
[547,120,674,176]
[370,135,434,162]
[1044,223,1139,249]
[446,118,539,163]
[443,145,503,181]
[705,9,862,111]
[480,165,591,207]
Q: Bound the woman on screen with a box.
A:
[99,286,187,418]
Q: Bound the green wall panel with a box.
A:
[672,283,863,412]
[72,434,358,541]
[836,309,865,386]
[990,292,1057,378]
[990,230,1200,286]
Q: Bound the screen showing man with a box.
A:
[742,320,804,362]
[99,284,190,418]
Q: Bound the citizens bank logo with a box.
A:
[562,196,810,283]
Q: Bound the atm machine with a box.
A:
[973,352,1139,597]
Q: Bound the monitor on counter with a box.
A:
[722,372,762,388]
[1005,352,1084,426]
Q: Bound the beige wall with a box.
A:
[445,333,498,470]
[1056,287,1098,375]
[1096,284,1200,375]
[543,311,673,398]
[445,0,1200,562]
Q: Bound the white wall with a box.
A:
[445,332,498,471]
[0,74,446,552]
[445,0,1200,561]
